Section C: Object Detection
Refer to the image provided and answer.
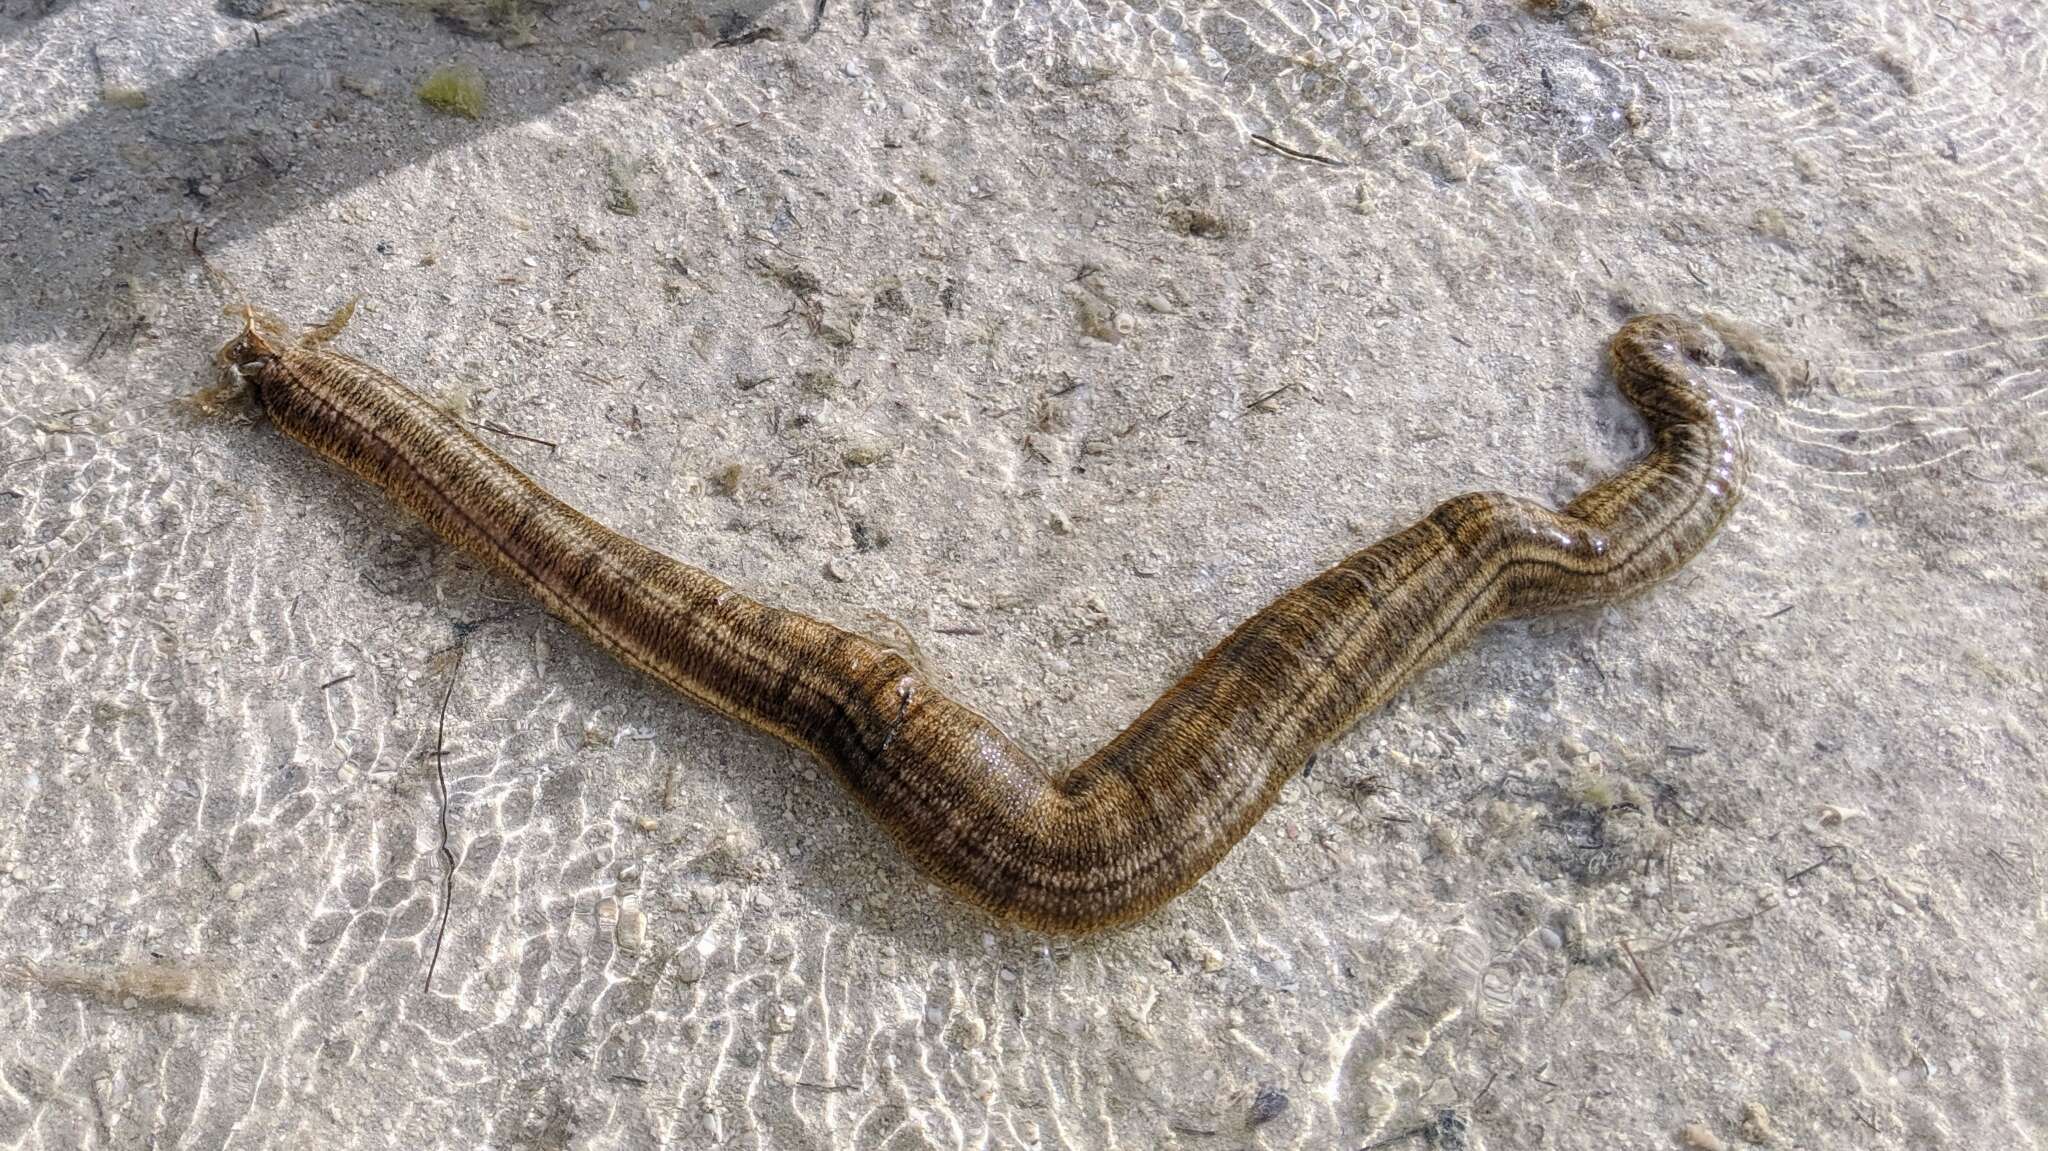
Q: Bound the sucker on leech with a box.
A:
[217,304,1744,932]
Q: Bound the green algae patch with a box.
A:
[418,65,487,119]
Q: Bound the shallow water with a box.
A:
[1,1,2042,1147]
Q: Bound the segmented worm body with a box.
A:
[218,310,1743,932]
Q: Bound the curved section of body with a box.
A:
[218,311,1744,932]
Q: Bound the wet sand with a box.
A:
[1,0,2042,1146]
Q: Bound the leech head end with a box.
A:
[1616,312,1719,368]
[212,304,293,402]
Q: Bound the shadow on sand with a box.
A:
[0,0,792,350]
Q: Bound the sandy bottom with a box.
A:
[1,0,2043,1147]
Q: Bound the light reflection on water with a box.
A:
[0,0,2043,1146]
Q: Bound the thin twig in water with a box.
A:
[188,226,233,300]
[424,645,465,994]
[476,420,559,450]
[1243,381,1300,413]
[1783,844,1844,884]
[1250,133,1346,167]
[1619,938,1656,998]
[1634,906,1768,958]
[793,1078,865,1092]
[320,673,356,691]
[452,606,526,637]
[1470,1068,1502,1107]
[1689,909,1766,936]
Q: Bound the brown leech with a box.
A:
[218,307,1744,932]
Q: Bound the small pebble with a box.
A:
[842,441,891,467]
[1249,1084,1289,1126]
[616,908,647,952]
[1679,1122,1727,1150]
[225,882,246,903]
[1739,1102,1777,1145]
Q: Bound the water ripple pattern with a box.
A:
[1,0,2043,1147]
